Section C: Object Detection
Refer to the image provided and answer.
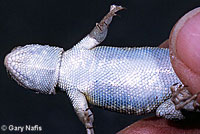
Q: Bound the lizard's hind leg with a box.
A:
[156,84,200,120]
[170,84,200,111]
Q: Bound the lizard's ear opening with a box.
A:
[4,44,63,94]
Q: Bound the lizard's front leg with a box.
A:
[68,90,94,134]
[74,5,124,49]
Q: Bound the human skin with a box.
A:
[117,7,200,134]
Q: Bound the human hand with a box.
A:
[117,7,200,134]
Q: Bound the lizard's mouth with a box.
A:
[4,44,63,95]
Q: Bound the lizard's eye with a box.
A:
[4,44,63,94]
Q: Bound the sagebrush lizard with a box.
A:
[4,5,200,134]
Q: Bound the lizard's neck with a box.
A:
[57,48,93,92]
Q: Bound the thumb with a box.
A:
[169,7,200,102]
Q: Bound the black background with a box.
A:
[1,0,200,134]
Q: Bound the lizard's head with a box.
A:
[4,44,63,94]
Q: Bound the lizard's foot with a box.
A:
[84,108,94,134]
[89,5,124,44]
[170,83,200,111]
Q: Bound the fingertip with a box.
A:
[176,8,200,74]
[169,7,200,100]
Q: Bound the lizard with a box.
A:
[4,5,200,134]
